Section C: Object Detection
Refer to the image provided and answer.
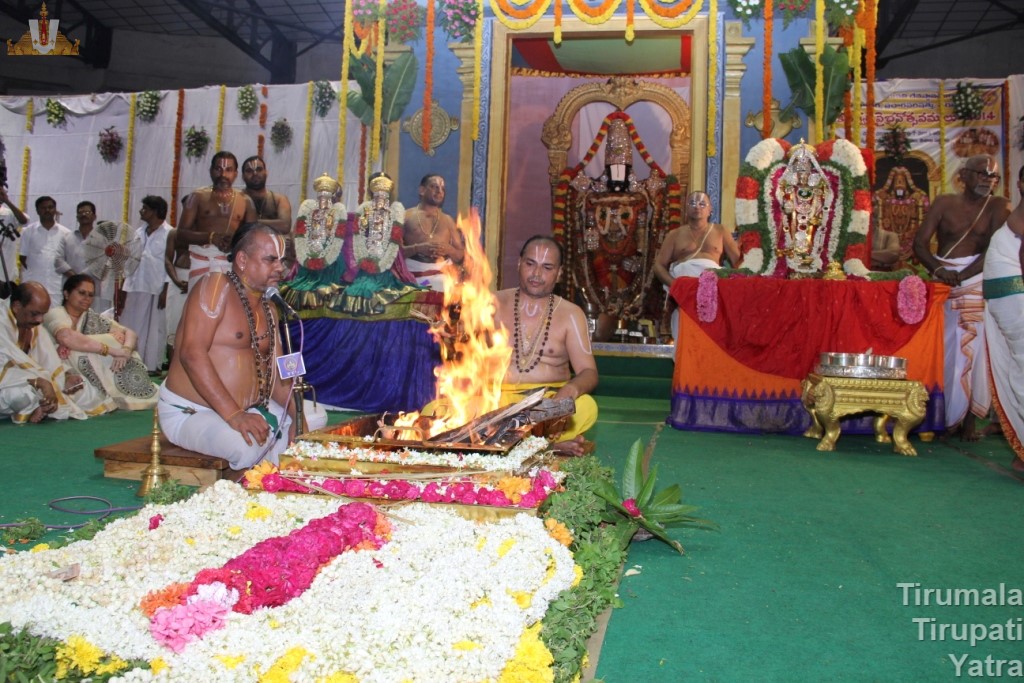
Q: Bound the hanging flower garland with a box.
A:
[237,85,259,121]
[339,0,356,184]
[122,94,137,223]
[136,90,161,123]
[184,126,211,160]
[370,0,386,164]
[938,81,948,193]
[952,81,984,124]
[863,0,877,151]
[636,0,703,29]
[215,85,226,152]
[351,201,405,274]
[762,0,774,137]
[438,0,480,42]
[20,147,30,209]
[554,0,563,41]
[259,102,268,129]
[45,98,67,128]
[473,0,484,139]
[257,133,265,159]
[312,80,335,118]
[25,98,34,133]
[424,0,435,153]
[294,199,348,270]
[170,89,185,225]
[626,0,635,40]
[301,83,314,202]
[96,127,123,163]
[270,119,293,153]
[813,0,825,143]
[850,22,863,142]
[490,0,552,30]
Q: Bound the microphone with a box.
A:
[264,286,298,319]
[0,220,19,242]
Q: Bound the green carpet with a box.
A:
[2,398,1021,682]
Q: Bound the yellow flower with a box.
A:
[453,640,480,650]
[497,623,554,683]
[96,656,129,675]
[497,538,516,557]
[317,673,359,683]
[508,589,533,609]
[150,658,168,674]
[476,536,487,551]
[216,654,247,669]
[471,596,492,609]
[244,461,277,489]
[56,635,103,676]
[496,476,531,503]
[184,537,196,546]
[228,526,242,535]
[544,518,573,547]
[268,618,281,629]
[245,502,272,520]
[30,543,49,552]
[571,564,584,588]
[259,646,312,683]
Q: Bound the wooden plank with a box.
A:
[94,435,229,470]
[101,460,223,489]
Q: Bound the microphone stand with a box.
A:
[0,222,16,300]
[280,315,312,436]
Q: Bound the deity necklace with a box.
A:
[513,287,555,373]
[226,269,276,408]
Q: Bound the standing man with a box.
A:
[57,201,113,313]
[20,196,72,306]
[494,235,599,455]
[177,151,256,287]
[0,163,29,295]
[401,174,465,291]
[913,154,1011,440]
[162,223,190,365]
[158,223,294,472]
[121,196,172,372]
[0,281,86,423]
[241,155,292,236]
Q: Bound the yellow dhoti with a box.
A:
[499,381,598,442]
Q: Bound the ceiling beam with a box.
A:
[878,20,1021,65]
[875,0,920,61]
[176,0,275,73]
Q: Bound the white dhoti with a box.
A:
[940,256,991,428]
[165,266,189,346]
[405,257,452,292]
[0,382,40,424]
[666,258,720,341]
[983,224,1024,462]
[188,245,229,289]
[120,292,166,372]
[158,384,292,470]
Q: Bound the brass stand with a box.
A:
[137,407,169,496]
[282,317,311,436]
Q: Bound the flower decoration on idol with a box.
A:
[312,80,336,118]
[725,0,762,26]
[592,439,716,554]
[183,125,211,161]
[96,126,123,163]
[270,118,293,153]
[236,84,259,121]
[136,90,161,123]
[438,0,481,43]
[294,173,347,271]
[880,124,911,165]
[44,98,67,128]
[952,81,985,125]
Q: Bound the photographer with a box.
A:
[0,162,29,299]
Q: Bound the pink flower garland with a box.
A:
[147,503,389,652]
[696,270,719,323]
[254,469,560,510]
[897,275,926,324]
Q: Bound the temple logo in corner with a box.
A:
[6,2,80,56]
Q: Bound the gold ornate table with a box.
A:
[800,373,929,456]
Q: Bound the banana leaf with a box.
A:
[345,51,418,127]
[778,45,852,129]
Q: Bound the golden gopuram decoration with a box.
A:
[7,3,80,56]
[800,373,928,456]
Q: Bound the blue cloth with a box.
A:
[291,317,440,413]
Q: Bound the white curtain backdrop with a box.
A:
[0,81,366,227]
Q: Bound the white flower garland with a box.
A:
[0,482,576,682]
[745,138,787,171]
[351,201,404,274]
[294,198,347,269]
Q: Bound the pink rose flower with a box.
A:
[149,514,164,530]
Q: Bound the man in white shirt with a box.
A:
[120,196,172,372]
[0,163,29,295]
[57,200,113,313]
[19,196,71,306]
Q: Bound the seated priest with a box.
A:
[0,281,87,423]
[494,235,599,455]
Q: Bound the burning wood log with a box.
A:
[426,388,575,445]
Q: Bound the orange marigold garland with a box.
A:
[554,0,562,43]
[339,0,356,184]
[814,0,825,142]
[762,0,774,138]
[863,0,877,151]
[370,0,386,164]
[707,0,718,156]
[170,88,185,226]
[938,81,948,193]
[423,0,435,153]
[359,123,369,202]
[259,102,268,129]
[626,0,635,41]
[258,133,265,159]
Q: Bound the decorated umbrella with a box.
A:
[82,220,141,318]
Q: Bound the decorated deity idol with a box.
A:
[338,172,422,316]
[774,140,833,273]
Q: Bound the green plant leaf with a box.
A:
[651,483,683,507]
[635,463,658,508]
[778,45,852,129]
[621,439,643,500]
[380,51,418,125]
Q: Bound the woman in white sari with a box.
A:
[43,274,158,413]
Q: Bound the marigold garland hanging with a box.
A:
[339,0,355,184]
[170,89,185,225]
[567,0,621,24]
[257,133,265,159]
[216,85,226,151]
[626,0,635,40]
[554,0,563,41]
[237,85,259,121]
[762,0,774,137]
[136,90,161,123]
[424,0,435,153]
[301,82,314,201]
[850,22,863,142]
[636,0,703,29]
[863,0,877,151]
[25,98,33,133]
[370,0,386,164]
[814,0,825,142]
[20,147,30,208]
[490,0,552,29]
[259,102,268,129]
[707,0,718,157]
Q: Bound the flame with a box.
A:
[396,209,511,438]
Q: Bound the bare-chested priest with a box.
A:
[913,154,1011,441]
[654,191,742,339]
[402,174,465,291]
[177,151,257,287]
[158,224,295,472]
[495,235,599,455]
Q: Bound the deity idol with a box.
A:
[775,141,833,273]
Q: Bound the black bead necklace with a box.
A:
[227,269,276,408]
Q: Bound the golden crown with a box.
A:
[369,174,394,196]
[313,172,339,194]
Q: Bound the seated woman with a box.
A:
[43,274,159,414]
